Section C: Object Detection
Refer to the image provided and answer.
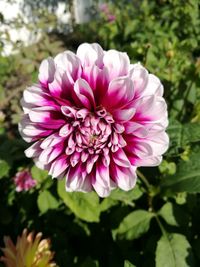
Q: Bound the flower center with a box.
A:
[60,106,126,170]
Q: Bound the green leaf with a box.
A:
[37,190,59,214]
[156,233,193,267]
[100,198,118,212]
[161,147,200,193]
[158,203,178,226]
[31,165,48,182]
[100,185,143,212]
[110,184,143,202]
[167,120,182,154]
[167,121,200,151]
[124,260,136,267]
[182,123,200,145]
[186,84,196,104]
[80,257,99,267]
[172,99,184,114]
[158,202,188,227]
[0,159,10,179]
[57,179,100,222]
[115,210,154,240]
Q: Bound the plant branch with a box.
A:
[136,169,151,190]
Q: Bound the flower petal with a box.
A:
[77,43,104,67]
[103,50,130,80]
[136,131,169,156]
[54,51,82,80]
[20,116,53,139]
[112,148,131,167]
[38,57,55,87]
[133,156,163,167]
[133,95,167,123]
[66,165,92,192]
[143,74,163,97]
[40,133,63,149]
[24,141,42,158]
[92,161,111,197]
[73,78,95,109]
[48,68,74,100]
[129,63,148,98]
[23,84,56,107]
[49,155,69,178]
[124,121,149,137]
[112,107,136,122]
[29,107,65,129]
[110,165,137,191]
[102,77,134,109]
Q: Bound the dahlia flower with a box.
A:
[0,229,57,267]
[19,43,169,197]
[13,170,37,192]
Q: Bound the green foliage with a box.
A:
[110,184,143,202]
[156,233,194,267]
[0,0,200,266]
[162,146,200,193]
[158,203,179,227]
[114,210,154,240]
[0,159,10,179]
[31,165,49,183]
[57,179,101,222]
[37,190,59,214]
[124,260,136,267]
[167,121,200,154]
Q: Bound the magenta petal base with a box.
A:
[19,43,169,197]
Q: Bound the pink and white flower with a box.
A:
[13,170,37,192]
[19,43,169,197]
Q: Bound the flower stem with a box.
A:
[154,212,166,236]
[136,169,151,190]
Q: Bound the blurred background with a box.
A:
[0,1,200,267]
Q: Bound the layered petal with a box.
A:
[103,50,130,80]
[133,95,167,123]
[28,106,65,129]
[25,141,42,158]
[54,51,82,80]
[129,64,163,98]
[49,155,69,178]
[73,78,95,109]
[48,68,74,101]
[102,77,134,109]
[38,57,55,87]
[92,161,112,197]
[77,43,104,68]
[110,165,137,191]
[66,164,92,192]
[129,63,148,98]
[112,107,136,122]
[22,84,57,108]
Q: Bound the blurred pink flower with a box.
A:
[99,3,110,13]
[107,14,116,22]
[19,43,169,197]
[13,170,37,192]
[99,3,116,23]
